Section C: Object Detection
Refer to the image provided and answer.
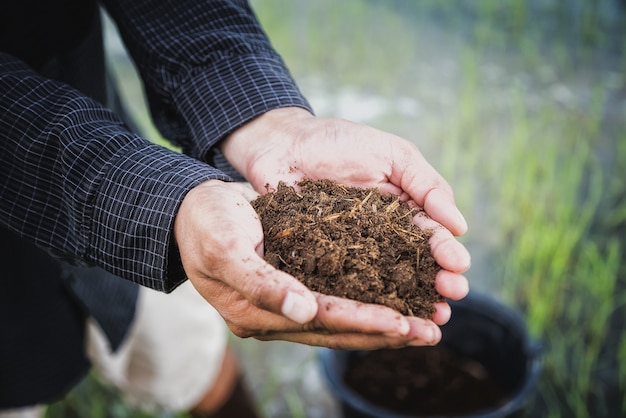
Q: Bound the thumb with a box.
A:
[226,251,318,324]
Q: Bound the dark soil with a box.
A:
[251,179,443,318]
[344,346,510,415]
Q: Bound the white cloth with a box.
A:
[0,407,43,418]
[86,280,228,412]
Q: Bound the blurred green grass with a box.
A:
[46,0,626,416]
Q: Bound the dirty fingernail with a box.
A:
[282,291,316,324]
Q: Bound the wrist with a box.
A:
[218,107,313,179]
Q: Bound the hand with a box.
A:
[221,108,468,235]
[175,180,442,349]
[220,107,471,318]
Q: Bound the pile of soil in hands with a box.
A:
[344,346,509,415]
[251,178,443,318]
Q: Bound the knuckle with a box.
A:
[228,323,255,339]
[248,275,280,311]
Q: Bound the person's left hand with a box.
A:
[220,107,471,325]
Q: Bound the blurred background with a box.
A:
[45,0,626,417]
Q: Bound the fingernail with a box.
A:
[408,324,440,346]
[282,291,316,324]
[455,207,468,233]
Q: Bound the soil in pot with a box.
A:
[344,346,510,416]
[251,178,443,318]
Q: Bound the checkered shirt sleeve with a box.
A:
[0,0,312,291]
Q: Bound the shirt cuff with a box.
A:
[173,53,313,165]
[89,140,229,291]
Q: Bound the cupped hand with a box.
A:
[220,107,471,305]
[174,180,442,349]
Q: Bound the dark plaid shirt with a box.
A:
[0,0,312,292]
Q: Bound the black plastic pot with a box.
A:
[320,292,542,418]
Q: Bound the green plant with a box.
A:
[44,373,175,418]
[491,79,624,415]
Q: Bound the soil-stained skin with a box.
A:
[251,179,443,319]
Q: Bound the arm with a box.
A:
[0,53,227,291]
[99,0,464,346]
[1,0,469,348]
[102,0,466,236]
[100,0,312,174]
[103,0,470,346]
[2,0,310,289]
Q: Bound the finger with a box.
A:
[254,332,410,350]
[435,270,469,301]
[311,294,411,337]
[305,295,440,344]
[201,278,421,340]
[191,276,314,337]
[223,289,413,337]
[201,277,444,350]
[228,181,260,201]
[431,301,452,325]
[233,258,319,324]
[413,211,471,273]
[199,241,318,325]
[389,145,467,236]
[406,316,443,345]
[257,315,442,349]
[422,187,468,236]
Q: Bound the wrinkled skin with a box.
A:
[174,107,470,350]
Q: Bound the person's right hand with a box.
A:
[174,179,443,350]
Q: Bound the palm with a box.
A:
[246,119,391,191]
